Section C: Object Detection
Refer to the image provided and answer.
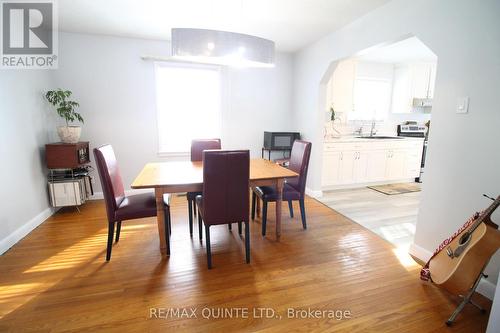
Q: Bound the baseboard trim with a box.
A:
[409,243,496,300]
[305,188,323,198]
[89,188,153,200]
[0,207,55,255]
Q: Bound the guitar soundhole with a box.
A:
[459,232,471,246]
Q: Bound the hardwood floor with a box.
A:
[0,195,491,332]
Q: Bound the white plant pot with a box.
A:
[57,126,82,143]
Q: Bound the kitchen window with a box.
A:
[155,62,222,154]
[350,77,392,120]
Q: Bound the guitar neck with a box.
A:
[470,196,500,232]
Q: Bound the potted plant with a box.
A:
[45,89,84,143]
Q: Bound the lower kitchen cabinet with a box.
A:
[322,139,423,188]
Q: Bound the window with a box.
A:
[155,62,222,154]
[350,77,392,120]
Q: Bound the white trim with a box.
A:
[89,188,154,200]
[0,207,55,255]
[409,243,432,262]
[409,243,496,300]
[477,279,497,301]
[306,187,323,198]
[157,151,190,158]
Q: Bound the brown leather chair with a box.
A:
[195,150,250,269]
[251,140,312,236]
[94,145,171,261]
[187,138,221,238]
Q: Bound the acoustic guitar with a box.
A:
[428,195,500,295]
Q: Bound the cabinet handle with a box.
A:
[340,152,343,160]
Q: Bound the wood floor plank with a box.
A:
[0,196,491,332]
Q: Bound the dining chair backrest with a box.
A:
[94,145,126,222]
[202,150,249,225]
[191,139,221,162]
[286,140,312,195]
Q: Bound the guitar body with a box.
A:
[429,222,500,295]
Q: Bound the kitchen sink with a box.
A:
[356,136,404,139]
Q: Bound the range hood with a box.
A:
[412,98,432,108]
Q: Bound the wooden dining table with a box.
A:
[131,158,298,255]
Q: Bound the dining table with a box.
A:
[131,158,299,256]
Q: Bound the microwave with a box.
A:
[263,132,301,150]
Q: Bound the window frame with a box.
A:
[154,61,224,157]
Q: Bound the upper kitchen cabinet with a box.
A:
[391,62,437,114]
[411,62,437,99]
[326,59,357,116]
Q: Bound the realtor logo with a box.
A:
[1,0,57,69]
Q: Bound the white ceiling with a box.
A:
[58,0,390,52]
[356,37,438,63]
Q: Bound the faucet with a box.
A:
[370,120,377,137]
[354,126,363,136]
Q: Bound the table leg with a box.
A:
[155,188,168,256]
[275,178,284,240]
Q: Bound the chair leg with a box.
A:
[299,198,307,229]
[115,221,122,242]
[193,201,197,217]
[238,222,242,236]
[262,201,268,236]
[245,221,250,264]
[251,192,256,220]
[188,199,193,237]
[205,225,212,269]
[198,210,203,240]
[106,222,115,261]
[288,200,294,218]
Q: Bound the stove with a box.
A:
[397,124,427,183]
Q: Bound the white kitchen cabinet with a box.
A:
[328,59,356,115]
[386,150,407,180]
[411,62,437,99]
[365,150,388,181]
[338,151,356,184]
[428,63,437,98]
[322,152,341,186]
[322,139,424,188]
[391,62,437,113]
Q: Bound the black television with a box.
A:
[263,132,301,150]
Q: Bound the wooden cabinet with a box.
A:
[46,142,90,169]
[322,139,424,188]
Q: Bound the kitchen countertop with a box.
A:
[324,136,424,143]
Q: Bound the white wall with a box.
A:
[487,280,500,333]
[54,32,293,193]
[292,0,500,289]
[0,70,55,253]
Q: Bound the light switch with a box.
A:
[456,96,469,114]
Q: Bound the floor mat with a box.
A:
[368,182,421,195]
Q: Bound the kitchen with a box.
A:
[318,36,437,249]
